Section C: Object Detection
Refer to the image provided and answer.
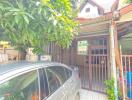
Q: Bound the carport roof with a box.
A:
[76,12,112,39]
[117,4,132,37]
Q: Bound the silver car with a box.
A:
[0,61,81,100]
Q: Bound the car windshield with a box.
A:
[0,71,39,100]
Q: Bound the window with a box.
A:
[86,8,90,12]
[0,71,39,100]
[64,68,72,79]
[45,66,67,95]
[77,40,88,55]
[46,68,61,95]
[39,69,49,100]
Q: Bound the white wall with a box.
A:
[78,2,99,18]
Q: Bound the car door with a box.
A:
[45,66,68,100]
[0,70,40,100]
[63,67,75,100]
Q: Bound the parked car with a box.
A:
[0,61,81,100]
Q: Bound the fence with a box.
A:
[122,55,132,99]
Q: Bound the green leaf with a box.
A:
[23,15,29,24]
[25,13,34,19]
[15,15,20,24]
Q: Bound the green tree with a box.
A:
[127,0,132,3]
[0,0,78,54]
[125,0,132,3]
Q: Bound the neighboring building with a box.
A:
[0,41,25,61]
[78,0,104,18]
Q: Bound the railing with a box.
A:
[122,55,132,99]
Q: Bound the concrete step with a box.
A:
[80,89,108,100]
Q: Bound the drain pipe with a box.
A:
[110,21,118,100]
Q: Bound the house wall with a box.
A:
[0,47,25,60]
[78,2,99,18]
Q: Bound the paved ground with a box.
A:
[80,89,108,100]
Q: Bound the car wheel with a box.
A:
[74,93,80,100]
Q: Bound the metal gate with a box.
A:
[77,36,110,93]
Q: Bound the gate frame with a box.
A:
[75,35,110,93]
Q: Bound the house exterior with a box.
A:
[78,0,104,18]
[44,1,132,99]
[0,42,25,61]
[76,4,132,98]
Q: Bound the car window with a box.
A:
[64,67,72,79]
[45,68,61,95]
[0,70,39,100]
[45,66,67,95]
[39,68,49,100]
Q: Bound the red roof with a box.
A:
[119,4,132,15]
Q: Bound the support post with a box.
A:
[120,45,126,100]
[110,21,118,100]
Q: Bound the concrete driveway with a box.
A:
[80,89,108,100]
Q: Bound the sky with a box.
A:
[92,0,116,12]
